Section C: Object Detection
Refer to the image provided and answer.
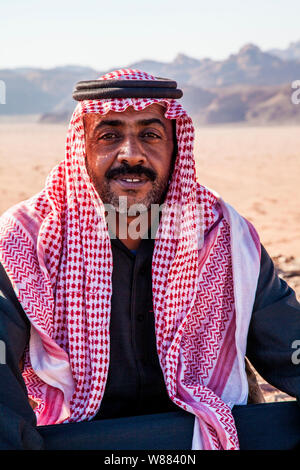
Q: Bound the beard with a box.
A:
[89,163,170,214]
[98,178,169,213]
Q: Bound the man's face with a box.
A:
[83,104,175,211]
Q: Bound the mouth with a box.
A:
[111,174,150,189]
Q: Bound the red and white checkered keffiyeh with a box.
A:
[0,69,261,450]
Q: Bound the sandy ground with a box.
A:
[0,119,299,402]
[194,125,300,260]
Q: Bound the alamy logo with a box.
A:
[0,340,6,364]
[291,339,300,365]
[0,81,6,104]
[291,80,300,105]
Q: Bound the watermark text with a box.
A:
[291,80,300,105]
[291,339,300,365]
[0,80,6,104]
[0,340,6,364]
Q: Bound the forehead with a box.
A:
[83,103,170,131]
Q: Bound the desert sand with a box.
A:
[0,119,299,402]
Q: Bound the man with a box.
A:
[0,69,300,450]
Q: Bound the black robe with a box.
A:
[0,241,300,449]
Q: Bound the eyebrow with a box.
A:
[94,117,167,132]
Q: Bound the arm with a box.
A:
[0,264,44,449]
[246,245,300,400]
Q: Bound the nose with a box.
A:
[117,135,146,166]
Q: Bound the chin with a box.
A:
[98,182,166,213]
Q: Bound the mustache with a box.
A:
[105,163,157,182]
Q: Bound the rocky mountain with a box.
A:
[190,84,300,125]
[0,65,100,115]
[1,43,300,124]
[269,40,300,62]
[130,44,300,88]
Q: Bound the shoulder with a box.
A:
[195,183,221,234]
[0,191,51,250]
[0,196,50,306]
[195,183,260,244]
[253,244,296,312]
[0,262,30,328]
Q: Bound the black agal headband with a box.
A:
[72,78,183,101]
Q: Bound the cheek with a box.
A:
[157,163,170,181]
[154,148,173,179]
[86,148,113,179]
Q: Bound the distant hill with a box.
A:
[130,44,300,88]
[268,40,300,62]
[191,84,300,125]
[0,66,100,115]
[1,42,300,124]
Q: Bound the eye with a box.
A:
[98,132,119,141]
[142,131,161,139]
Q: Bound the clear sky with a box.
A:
[1,0,300,70]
